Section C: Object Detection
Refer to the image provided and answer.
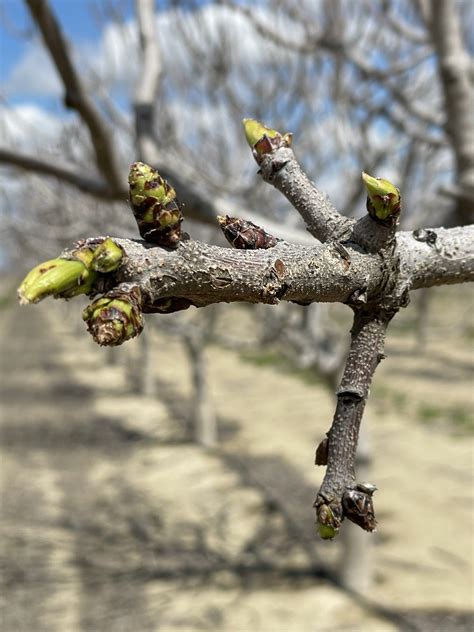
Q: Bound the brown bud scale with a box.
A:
[315,437,329,466]
[342,484,378,532]
[218,215,279,250]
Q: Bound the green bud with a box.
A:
[362,172,401,220]
[91,238,123,273]
[243,118,279,149]
[318,523,339,540]
[128,162,183,247]
[18,258,91,304]
[59,270,98,299]
[242,118,293,160]
[129,161,176,208]
[82,292,144,346]
[71,247,95,268]
[316,503,340,540]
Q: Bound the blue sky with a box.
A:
[1,1,112,76]
[1,0,135,109]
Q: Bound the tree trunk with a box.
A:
[184,334,218,448]
[338,425,374,592]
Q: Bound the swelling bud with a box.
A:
[362,172,401,220]
[242,118,292,160]
[128,162,183,247]
[82,290,144,347]
[18,258,92,304]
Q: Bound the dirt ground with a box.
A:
[0,284,473,631]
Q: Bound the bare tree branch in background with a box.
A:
[24,0,124,191]
[429,0,474,224]
[134,0,162,165]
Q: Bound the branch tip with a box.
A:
[242,118,292,160]
[17,238,124,305]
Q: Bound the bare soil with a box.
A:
[0,285,473,631]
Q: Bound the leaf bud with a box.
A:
[362,172,401,220]
[18,258,92,304]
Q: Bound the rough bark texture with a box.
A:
[101,237,389,309]
[258,147,354,242]
[314,310,391,529]
[74,224,474,315]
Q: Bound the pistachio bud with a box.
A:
[242,118,292,160]
[71,247,95,268]
[362,172,401,220]
[316,503,340,540]
[129,162,176,206]
[315,437,329,466]
[18,258,92,304]
[91,238,124,273]
[83,289,144,346]
[318,523,339,540]
[128,162,182,247]
[217,215,278,249]
[342,483,378,532]
[243,118,279,148]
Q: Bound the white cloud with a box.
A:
[4,39,62,98]
[0,103,64,148]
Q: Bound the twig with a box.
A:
[0,147,125,200]
[314,309,392,532]
[257,146,354,242]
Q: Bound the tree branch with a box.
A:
[98,236,387,310]
[429,0,474,224]
[25,0,124,191]
[0,147,125,200]
[17,151,474,541]
[314,309,391,535]
[398,225,474,290]
[257,146,354,242]
[51,223,473,315]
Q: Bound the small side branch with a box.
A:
[243,120,352,242]
[314,309,393,536]
[258,147,354,242]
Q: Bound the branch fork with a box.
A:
[17,117,474,540]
